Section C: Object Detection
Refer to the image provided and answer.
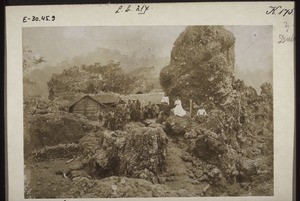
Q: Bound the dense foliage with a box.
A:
[25,26,274,198]
[48,62,156,101]
[23,46,46,72]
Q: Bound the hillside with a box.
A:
[24,48,169,98]
[24,26,273,198]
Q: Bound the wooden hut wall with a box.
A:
[72,98,86,115]
[86,97,102,120]
[72,96,102,120]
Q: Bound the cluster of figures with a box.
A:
[97,98,170,130]
[172,97,208,118]
[97,95,208,130]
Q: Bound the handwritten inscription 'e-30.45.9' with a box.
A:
[23,15,55,23]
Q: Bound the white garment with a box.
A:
[174,99,186,117]
[197,109,207,116]
[161,96,170,104]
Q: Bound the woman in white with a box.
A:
[161,94,170,105]
[174,97,186,117]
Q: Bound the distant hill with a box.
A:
[24,48,169,98]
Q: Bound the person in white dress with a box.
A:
[173,97,186,117]
[161,94,170,105]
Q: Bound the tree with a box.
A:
[47,62,138,101]
[23,46,46,72]
[23,46,47,87]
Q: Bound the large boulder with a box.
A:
[160,26,235,106]
[192,130,228,164]
[119,123,168,178]
[191,128,268,185]
[24,111,93,158]
[164,115,194,136]
[79,123,169,180]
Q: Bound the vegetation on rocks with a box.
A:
[77,123,168,180]
[62,176,193,198]
[24,25,273,198]
[24,96,95,158]
[160,26,235,106]
[48,62,157,101]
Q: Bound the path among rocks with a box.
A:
[163,138,208,196]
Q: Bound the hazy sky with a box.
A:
[23,26,186,65]
[23,25,272,73]
[225,26,273,73]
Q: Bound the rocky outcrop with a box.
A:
[24,111,94,158]
[162,79,273,188]
[24,96,57,116]
[164,115,193,136]
[160,26,235,106]
[190,126,270,186]
[78,123,168,180]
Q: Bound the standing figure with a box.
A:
[154,104,160,118]
[196,106,207,123]
[130,100,136,120]
[145,102,153,119]
[125,106,131,123]
[173,97,186,117]
[110,111,116,130]
[139,106,144,121]
[98,110,104,126]
[197,108,207,116]
[161,93,170,105]
[136,100,141,110]
[104,111,112,128]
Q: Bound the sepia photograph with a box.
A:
[22,25,274,198]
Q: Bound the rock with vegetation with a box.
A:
[32,143,83,161]
[188,80,273,188]
[160,26,235,106]
[47,62,158,101]
[62,176,194,198]
[164,115,194,136]
[78,123,168,180]
[24,95,95,159]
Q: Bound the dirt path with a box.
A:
[164,138,207,195]
[25,159,73,198]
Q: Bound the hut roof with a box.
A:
[120,92,164,106]
[69,93,120,108]
[91,93,120,104]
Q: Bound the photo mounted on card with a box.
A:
[5,2,295,201]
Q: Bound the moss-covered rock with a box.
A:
[160,26,235,106]
[79,123,168,180]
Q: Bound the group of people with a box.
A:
[97,95,208,130]
[172,97,208,118]
[97,99,167,130]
